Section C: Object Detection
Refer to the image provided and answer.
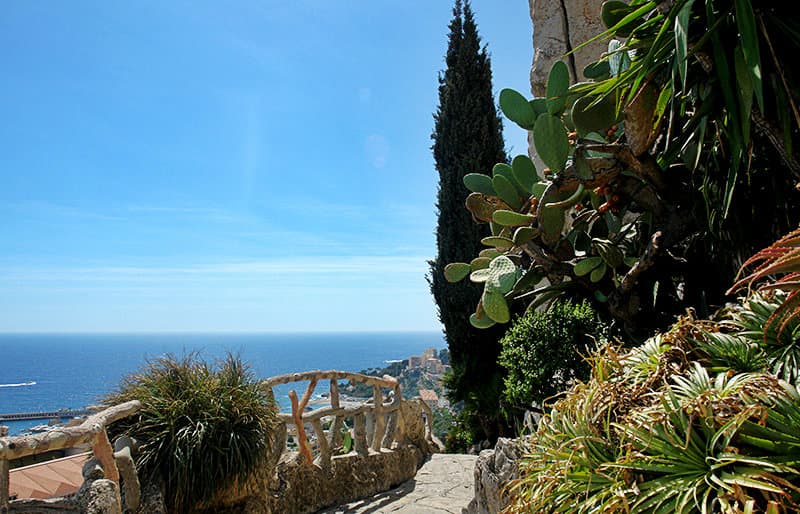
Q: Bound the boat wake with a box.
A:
[0,381,36,388]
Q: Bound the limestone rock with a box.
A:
[78,479,122,514]
[529,0,606,96]
[467,437,531,514]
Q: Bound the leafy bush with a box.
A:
[105,352,278,513]
[498,299,609,410]
[444,410,475,453]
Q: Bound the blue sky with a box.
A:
[0,1,533,332]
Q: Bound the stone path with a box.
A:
[318,454,477,514]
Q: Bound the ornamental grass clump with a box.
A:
[504,301,800,513]
[105,352,278,513]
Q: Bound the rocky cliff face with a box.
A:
[528,0,606,96]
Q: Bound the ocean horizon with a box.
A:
[0,331,443,435]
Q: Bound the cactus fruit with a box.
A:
[511,155,539,191]
[482,290,510,323]
[492,175,523,210]
[463,173,497,195]
[500,88,536,130]
[546,61,570,115]
[533,114,570,173]
[492,210,536,227]
[444,262,471,282]
[571,95,618,136]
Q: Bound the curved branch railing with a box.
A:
[0,400,141,512]
[261,370,422,470]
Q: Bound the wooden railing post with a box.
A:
[371,385,385,451]
[1,457,9,514]
[353,414,368,456]
[311,420,330,470]
[328,381,342,449]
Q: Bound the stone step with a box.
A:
[317,453,477,514]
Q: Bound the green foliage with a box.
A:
[498,300,609,410]
[444,410,475,453]
[429,0,509,442]
[506,306,800,514]
[105,353,277,513]
[446,0,800,339]
[728,228,800,346]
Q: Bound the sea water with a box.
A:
[0,332,441,435]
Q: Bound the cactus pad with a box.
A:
[500,88,536,129]
[482,290,510,323]
[492,210,536,227]
[546,61,570,115]
[444,262,471,282]
[463,173,497,195]
[533,114,570,173]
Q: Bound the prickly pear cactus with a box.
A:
[446,57,655,327]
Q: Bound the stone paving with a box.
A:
[317,454,477,514]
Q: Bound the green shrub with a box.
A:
[499,299,609,410]
[444,410,475,453]
[105,352,278,513]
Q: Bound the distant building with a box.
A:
[421,348,437,360]
[418,389,439,409]
[424,357,444,374]
[408,356,423,369]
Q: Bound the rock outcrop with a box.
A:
[528,0,606,96]
[466,437,530,514]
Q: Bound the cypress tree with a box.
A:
[429,0,508,443]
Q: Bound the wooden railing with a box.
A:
[0,400,141,512]
[261,370,414,470]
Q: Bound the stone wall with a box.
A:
[174,398,438,514]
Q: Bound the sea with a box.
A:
[0,332,442,436]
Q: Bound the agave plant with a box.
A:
[727,293,800,383]
[728,228,800,343]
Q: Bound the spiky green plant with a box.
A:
[728,293,800,383]
[504,309,800,514]
[105,352,278,513]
